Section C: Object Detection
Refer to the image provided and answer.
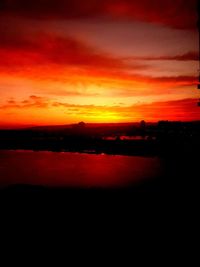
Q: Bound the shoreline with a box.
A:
[0,147,158,158]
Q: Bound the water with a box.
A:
[0,150,162,188]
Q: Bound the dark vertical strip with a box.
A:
[198,1,200,87]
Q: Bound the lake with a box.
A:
[0,150,162,188]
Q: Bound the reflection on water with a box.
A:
[0,150,162,188]
[103,136,151,140]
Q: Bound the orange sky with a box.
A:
[0,0,199,127]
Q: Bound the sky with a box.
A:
[0,0,199,127]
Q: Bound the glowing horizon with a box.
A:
[0,0,199,126]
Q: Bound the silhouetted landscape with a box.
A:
[0,121,200,157]
[0,120,199,196]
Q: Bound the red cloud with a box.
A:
[0,0,197,29]
[0,28,196,94]
[0,95,49,109]
[0,31,146,71]
[1,97,199,122]
[132,98,200,121]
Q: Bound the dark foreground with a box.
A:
[0,121,199,218]
[0,156,198,236]
[0,155,197,261]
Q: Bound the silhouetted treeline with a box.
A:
[0,121,200,157]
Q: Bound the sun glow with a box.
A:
[0,0,199,127]
[83,111,125,123]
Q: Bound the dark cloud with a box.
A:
[0,0,197,29]
[147,75,197,85]
[126,52,199,61]
[150,52,198,61]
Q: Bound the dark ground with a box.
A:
[0,121,199,222]
[0,152,198,209]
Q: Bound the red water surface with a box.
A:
[0,150,162,188]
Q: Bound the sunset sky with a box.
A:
[0,0,199,127]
